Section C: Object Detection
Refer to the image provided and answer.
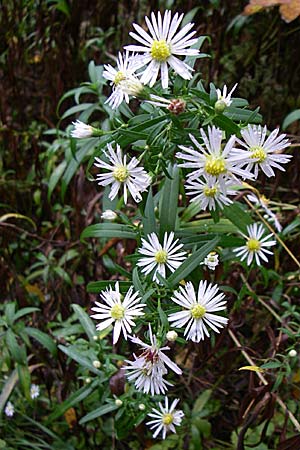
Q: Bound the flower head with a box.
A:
[137,232,186,283]
[215,83,237,111]
[146,397,184,439]
[5,401,14,417]
[101,209,118,221]
[247,193,282,232]
[168,281,228,342]
[103,51,144,109]
[94,143,151,204]
[71,120,93,138]
[30,384,40,399]
[236,125,292,178]
[125,10,199,88]
[176,126,253,182]
[146,95,186,114]
[91,282,146,344]
[124,324,182,395]
[201,251,219,270]
[185,175,237,211]
[233,223,276,266]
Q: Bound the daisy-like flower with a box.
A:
[103,51,145,109]
[71,120,93,138]
[215,83,238,111]
[185,175,236,211]
[125,10,199,88]
[176,126,253,182]
[30,384,40,399]
[247,193,282,232]
[124,324,182,395]
[5,401,14,417]
[146,397,184,440]
[94,143,151,204]
[137,232,187,283]
[168,281,228,342]
[236,124,292,178]
[91,282,146,344]
[233,223,276,266]
[201,251,219,270]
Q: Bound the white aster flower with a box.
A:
[216,83,237,108]
[233,223,276,266]
[176,126,253,182]
[201,251,219,270]
[101,209,117,221]
[30,384,40,399]
[5,401,14,417]
[146,397,184,440]
[103,51,145,109]
[247,193,282,232]
[124,324,182,395]
[125,10,199,88]
[71,120,93,138]
[236,124,292,178]
[168,281,228,342]
[137,232,187,283]
[185,175,236,211]
[146,95,186,114]
[91,282,146,344]
[94,143,151,204]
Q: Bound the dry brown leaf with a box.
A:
[280,0,300,22]
[64,407,77,428]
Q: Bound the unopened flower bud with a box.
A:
[166,330,178,342]
[93,335,98,341]
[101,210,117,221]
[214,99,227,114]
[115,399,123,407]
[93,360,101,369]
[168,98,186,115]
[288,349,297,358]
[85,377,91,384]
[138,403,146,411]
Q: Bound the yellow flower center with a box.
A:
[151,40,171,62]
[110,304,125,320]
[250,146,267,163]
[191,304,206,319]
[246,238,261,252]
[162,413,174,425]
[204,186,218,198]
[155,249,168,264]
[113,166,129,182]
[205,156,227,176]
[114,71,126,85]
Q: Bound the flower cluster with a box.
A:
[69,8,293,442]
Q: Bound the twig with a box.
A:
[228,329,300,432]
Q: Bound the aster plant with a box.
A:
[52,7,294,445]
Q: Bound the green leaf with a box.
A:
[159,164,179,239]
[17,363,31,400]
[72,304,97,343]
[222,203,252,233]
[79,403,119,424]
[179,218,238,234]
[13,307,40,322]
[260,361,282,369]
[167,237,220,287]
[192,390,212,415]
[81,223,138,241]
[46,384,94,423]
[6,329,27,364]
[213,114,240,135]
[282,109,300,130]
[58,345,102,375]
[48,160,67,200]
[0,369,18,413]
[87,280,132,293]
[5,303,16,326]
[142,187,157,236]
[25,327,57,356]
[132,268,145,296]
